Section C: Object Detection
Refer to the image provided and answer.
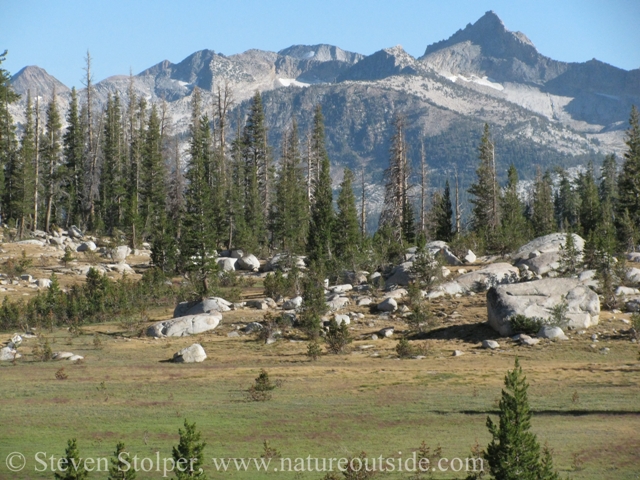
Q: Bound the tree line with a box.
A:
[1,51,639,292]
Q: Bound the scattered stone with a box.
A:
[356,297,372,306]
[110,245,131,264]
[20,274,33,282]
[616,286,640,296]
[326,296,350,311]
[67,355,84,362]
[52,352,75,360]
[377,298,398,312]
[384,288,408,299]
[626,268,640,285]
[385,262,413,287]
[173,344,207,363]
[334,314,350,326]
[482,339,500,349]
[626,252,640,263]
[452,350,464,356]
[36,278,52,288]
[244,322,263,333]
[246,299,269,310]
[538,326,568,340]
[76,241,97,252]
[216,257,238,272]
[68,225,84,239]
[0,346,20,361]
[237,254,260,271]
[282,296,303,310]
[174,297,232,317]
[379,327,394,338]
[17,239,45,246]
[600,347,610,355]
[438,247,462,266]
[227,331,240,338]
[331,284,353,294]
[371,334,379,340]
[463,250,477,264]
[146,313,221,337]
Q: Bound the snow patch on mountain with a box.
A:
[447,74,504,91]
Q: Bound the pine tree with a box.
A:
[553,169,579,231]
[172,420,207,479]
[0,50,19,225]
[432,180,453,242]
[484,358,559,480]
[54,438,89,480]
[62,87,85,228]
[531,169,556,237]
[469,124,499,246]
[100,94,127,232]
[617,105,640,249]
[12,91,36,237]
[41,90,62,232]
[380,115,410,243]
[576,163,600,237]
[334,168,361,264]
[242,91,269,251]
[107,441,137,479]
[599,153,618,205]
[271,120,308,252]
[180,91,218,297]
[497,164,530,254]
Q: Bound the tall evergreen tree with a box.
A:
[62,87,85,228]
[599,153,618,205]
[100,94,127,232]
[12,91,36,236]
[334,168,361,263]
[497,164,530,254]
[576,163,600,237]
[531,169,556,237]
[484,358,559,480]
[0,50,19,224]
[307,105,334,266]
[41,91,62,232]
[379,115,409,242]
[54,438,89,480]
[180,90,218,296]
[432,180,453,242]
[242,91,269,251]
[271,120,308,253]
[553,169,579,231]
[172,420,207,479]
[469,123,499,247]
[107,441,137,480]
[617,105,640,250]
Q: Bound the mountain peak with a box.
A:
[11,65,69,98]
[422,11,537,59]
[278,44,363,64]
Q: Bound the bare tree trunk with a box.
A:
[33,96,40,231]
[360,165,367,238]
[84,51,96,228]
[454,166,461,234]
[491,140,499,231]
[420,140,427,233]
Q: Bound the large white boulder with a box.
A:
[173,344,207,363]
[385,262,413,287]
[0,346,20,361]
[282,296,303,310]
[216,257,238,272]
[377,297,398,312]
[237,254,260,271]
[487,278,599,336]
[146,313,222,338]
[427,263,519,297]
[174,297,232,318]
[512,233,584,276]
[76,241,97,252]
[110,245,131,264]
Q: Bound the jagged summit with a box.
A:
[11,65,70,98]
[337,45,425,82]
[278,44,363,64]
[422,11,538,63]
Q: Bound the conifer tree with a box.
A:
[432,180,453,242]
[576,163,600,237]
[307,105,334,266]
[62,87,85,227]
[497,164,530,254]
[379,115,409,242]
[172,420,207,479]
[334,168,361,264]
[553,169,579,231]
[100,94,127,232]
[180,90,218,296]
[0,51,19,224]
[484,358,559,479]
[54,438,88,480]
[242,91,269,251]
[271,120,308,252]
[599,154,618,205]
[41,90,62,232]
[617,105,640,249]
[12,92,36,236]
[531,169,556,237]
[469,124,499,247]
[107,441,136,480]
[228,122,249,249]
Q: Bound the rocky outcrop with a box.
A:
[146,313,221,337]
[512,233,584,276]
[487,278,599,336]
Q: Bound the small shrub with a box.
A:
[325,318,352,354]
[260,440,281,460]
[306,341,322,361]
[549,299,569,326]
[396,337,416,358]
[93,334,103,349]
[32,337,53,361]
[257,312,280,344]
[406,301,434,333]
[411,249,443,293]
[55,368,68,380]
[247,369,277,402]
[509,315,544,334]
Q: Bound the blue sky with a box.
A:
[4,0,640,87]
